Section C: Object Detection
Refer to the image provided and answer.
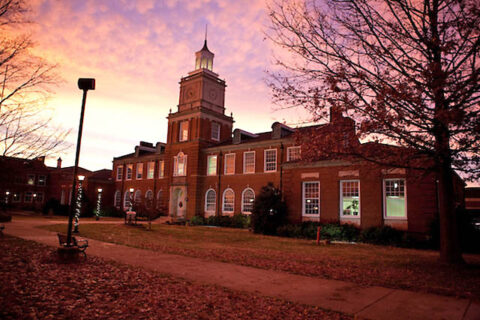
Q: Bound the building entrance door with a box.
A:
[170,186,186,219]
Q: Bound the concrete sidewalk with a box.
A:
[3,218,479,320]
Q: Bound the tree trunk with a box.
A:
[437,161,463,264]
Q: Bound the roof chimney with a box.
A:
[57,157,62,169]
[330,106,343,123]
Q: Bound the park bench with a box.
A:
[57,233,89,257]
[125,211,137,225]
[0,224,4,236]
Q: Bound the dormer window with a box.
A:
[179,121,189,142]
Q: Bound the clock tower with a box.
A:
[165,40,233,221]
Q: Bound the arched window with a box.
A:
[205,189,216,213]
[134,190,142,204]
[123,191,131,210]
[173,152,187,176]
[156,190,163,210]
[114,190,121,208]
[222,188,234,215]
[241,188,255,214]
[145,190,153,209]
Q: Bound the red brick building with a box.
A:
[112,41,464,235]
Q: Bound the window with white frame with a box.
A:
[25,191,33,203]
[384,179,406,218]
[222,189,234,214]
[136,163,143,179]
[302,181,320,216]
[211,122,220,141]
[264,149,277,172]
[205,189,216,212]
[207,155,217,176]
[173,152,187,176]
[134,190,142,205]
[114,191,121,207]
[243,151,255,174]
[156,190,163,209]
[116,166,123,181]
[145,190,154,208]
[27,175,35,185]
[147,162,155,179]
[340,180,360,217]
[124,191,131,209]
[37,175,46,186]
[224,153,235,175]
[126,164,133,180]
[158,160,165,178]
[287,146,301,161]
[179,121,189,142]
[241,188,255,214]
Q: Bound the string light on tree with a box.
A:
[73,175,85,233]
[96,188,102,221]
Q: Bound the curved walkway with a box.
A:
[3,217,479,320]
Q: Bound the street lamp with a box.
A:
[66,78,95,245]
[4,191,9,212]
[73,175,85,233]
[96,188,102,221]
[129,188,134,211]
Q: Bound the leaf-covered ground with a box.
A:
[0,236,350,320]
[41,222,480,301]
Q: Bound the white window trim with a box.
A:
[126,164,133,180]
[302,181,320,216]
[243,151,255,174]
[287,146,301,161]
[136,163,143,180]
[264,149,277,173]
[207,155,217,176]
[116,166,123,181]
[173,153,187,177]
[114,191,121,207]
[123,191,131,209]
[222,188,235,214]
[179,121,189,142]
[205,188,216,213]
[339,180,361,219]
[156,190,163,209]
[241,188,255,214]
[147,162,155,179]
[224,153,235,175]
[383,178,408,220]
[211,122,220,141]
[158,160,165,178]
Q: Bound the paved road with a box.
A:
[3,217,479,320]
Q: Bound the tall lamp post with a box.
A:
[96,188,102,221]
[66,78,95,245]
[4,191,9,212]
[73,175,85,233]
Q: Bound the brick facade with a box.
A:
[111,41,465,236]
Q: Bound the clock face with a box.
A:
[185,87,195,100]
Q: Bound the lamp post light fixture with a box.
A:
[96,188,103,221]
[129,188,134,211]
[73,175,85,233]
[4,191,9,211]
[66,78,95,245]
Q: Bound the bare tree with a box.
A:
[0,0,70,159]
[267,0,479,264]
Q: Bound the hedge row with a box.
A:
[189,214,250,229]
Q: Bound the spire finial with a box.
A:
[205,24,208,43]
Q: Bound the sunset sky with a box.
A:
[21,0,309,171]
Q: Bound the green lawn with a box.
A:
[41,222,480,300]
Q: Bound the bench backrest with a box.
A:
[57,233,77,246]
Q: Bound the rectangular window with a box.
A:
[147,161,155,179]
[13,193,21,202]
[24,192,33,203]
[384,179,406,218]
[173,154,187,176]
[243,151,255,174]
[224,153,235,175]
[207,155,217,176]
[179,121,189,142]
[303,181,320,216]
[136,163,143,179]
[211,122,220,141]
[36,192,44,203]
[126,164,133,180]
[116,166,123,181]
[158,160,165,178]
[264,149,277,172]
[37,175,46,186]
[287,146,301,161]
[340,180,360,217]
[27,174,35,185]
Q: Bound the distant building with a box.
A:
[111,41,465,236]
[466,187,480,213]
[0,155,113,213]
